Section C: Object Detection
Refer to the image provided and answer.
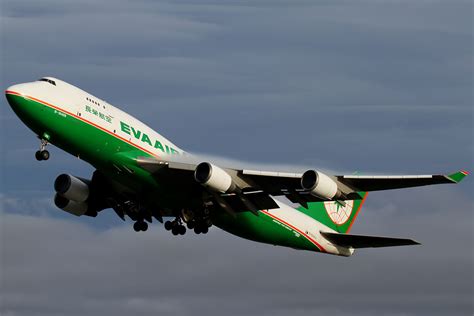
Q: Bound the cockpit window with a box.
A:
[38,78,56,86]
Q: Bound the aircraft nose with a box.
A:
[6,83,26,96]
[5,83,28,111]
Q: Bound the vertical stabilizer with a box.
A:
[297,192,368,233]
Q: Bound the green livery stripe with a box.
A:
[261,210,326,252]
[5,90,167,199]
[212,211,323,253]
[5,90,161,160]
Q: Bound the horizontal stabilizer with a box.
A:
[321,231,420,248]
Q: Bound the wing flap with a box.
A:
[135,156,197,173]
[321,231,420,248]
[220,191,279,213]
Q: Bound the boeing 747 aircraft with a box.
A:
[5,77,468,256]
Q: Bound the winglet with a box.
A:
[447,170,469,183]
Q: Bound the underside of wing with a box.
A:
[135,156,468,211]
[241,170,468,208]
[135,157,280,215]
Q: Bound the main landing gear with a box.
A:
[164,218,186,236]
[133,220,148,232]
[35,139,50,161]
[163,208,213,236]
[186,218,211,235]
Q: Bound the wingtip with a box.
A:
[447,170,469,183]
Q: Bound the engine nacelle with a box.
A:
[54,174,90,202]
[194,162,236,193]
[301,170,340,200]
[54,194,88,216]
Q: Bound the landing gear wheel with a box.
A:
[201,226,209,234]
[186,221,195,230]
[179,225,186,235]
[164,221,173,231]
[133,222,141,232]
[133,221,148,232]
[194,226,201,234]
[36,139,50,161]
[40,150,50,161]
[171,226,180,236]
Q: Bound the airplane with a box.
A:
[5,77,468,257]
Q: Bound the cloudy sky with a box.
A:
[1,0,472,315]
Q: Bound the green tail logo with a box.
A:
[297,192,368,233]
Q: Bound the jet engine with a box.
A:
[54,174,90,216]
[301,170,341,200]
[54,194,88,216]
[54,174,90,202]
[194,162,236,193]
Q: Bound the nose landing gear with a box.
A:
[35,139,50,161]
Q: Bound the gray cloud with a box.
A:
[1,187,472,316]
[1,0,472,315]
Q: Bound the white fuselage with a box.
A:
[6,77,351,256]
[8,77,184,159]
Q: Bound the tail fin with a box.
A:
[297,192,368,233]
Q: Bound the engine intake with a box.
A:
[301,170,340,200]
[54,174,90,202]
[194,162,235,193]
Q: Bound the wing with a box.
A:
[335,171,468,191]
[136,156,468,210]
[136,157,281,215]
[242,169,468,192]
[239,169,468,207]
